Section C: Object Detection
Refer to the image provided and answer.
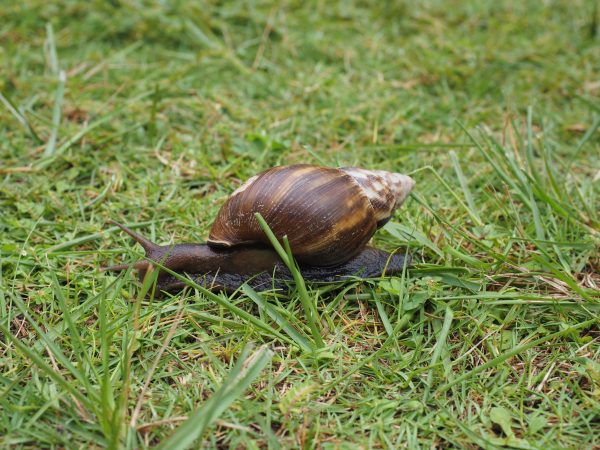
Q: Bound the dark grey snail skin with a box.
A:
[106,222,410,294]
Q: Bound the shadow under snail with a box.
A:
[106,164,415,293]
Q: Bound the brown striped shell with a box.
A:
[207,164,415,266]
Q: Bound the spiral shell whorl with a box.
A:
[341,167,415,224]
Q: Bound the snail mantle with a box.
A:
[105,164,415,293]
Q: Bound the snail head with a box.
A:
[103,221,178,281]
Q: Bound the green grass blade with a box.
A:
[156,345,272,450]
[567,114,600,168]
[0,91,43,143]
[437,317,598,393]
[51,271,100,382]
[43,71,66,157]
[423,306,454,402]
[9,293,97,402]
[254,212,324,349]
[242,284,313,352]
[44,23,59,74]
[0,321,91,410]
[374,295,393,337]
[410,164,484,226]
[449,150,482,226]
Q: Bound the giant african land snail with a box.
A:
[106,164,415,293]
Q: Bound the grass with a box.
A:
[1,0,599,448]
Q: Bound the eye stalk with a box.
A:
[102,221,169,279]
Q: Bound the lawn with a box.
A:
[1,0,599,448]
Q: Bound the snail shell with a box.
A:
[208,164,415,266]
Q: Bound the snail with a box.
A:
[106,164,415,293]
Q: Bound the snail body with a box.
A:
[107,164,415,293]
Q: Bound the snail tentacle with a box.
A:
[109,220,159,253]
[104,221,173,276]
